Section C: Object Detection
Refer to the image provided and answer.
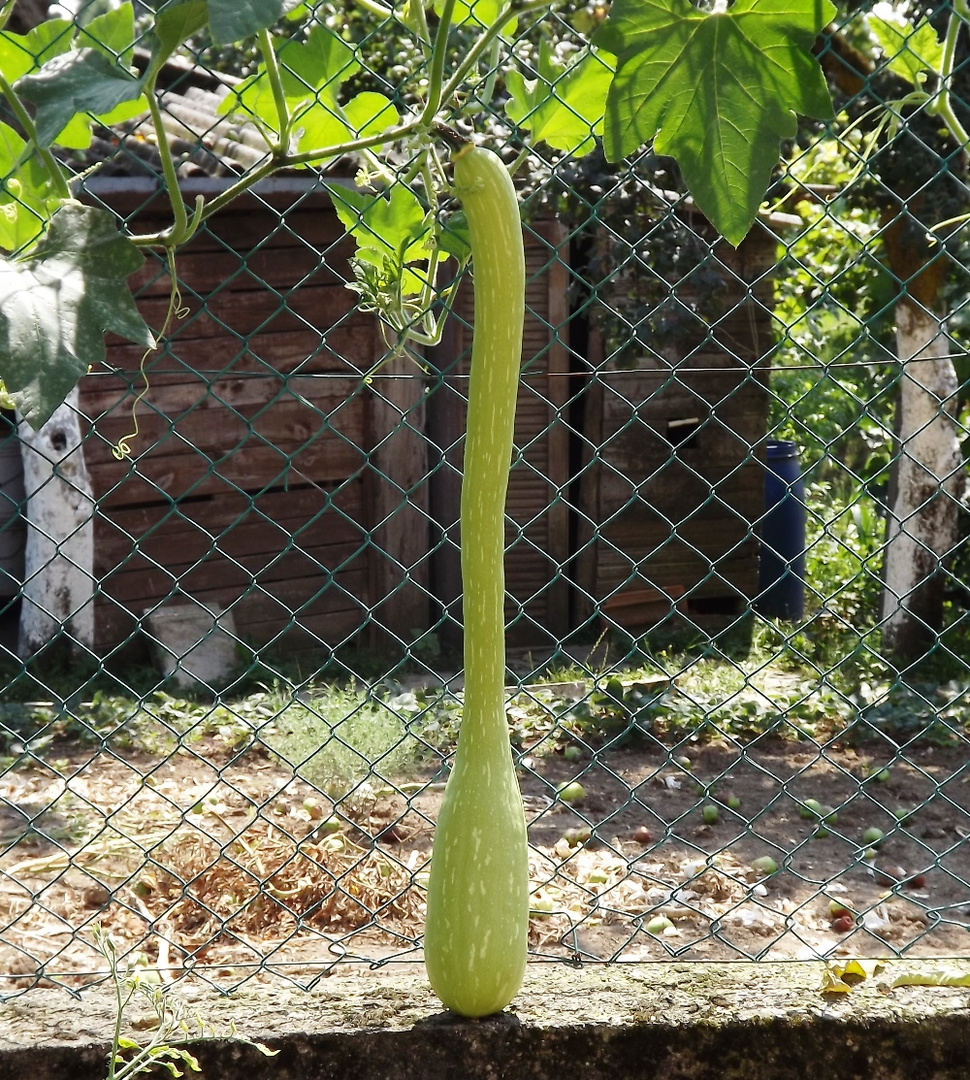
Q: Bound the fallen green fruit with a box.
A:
[557,781,586,804]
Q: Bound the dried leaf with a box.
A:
[820,958,886,994]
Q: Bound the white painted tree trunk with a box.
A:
[17,388,96,657]
[881,301,964,660]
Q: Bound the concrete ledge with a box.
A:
[2,963,969,1079]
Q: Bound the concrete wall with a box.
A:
[2,964,968,1079]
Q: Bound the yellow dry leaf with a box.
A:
[820,958,886,994]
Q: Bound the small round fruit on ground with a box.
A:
[646,915,673,934]
[563,745,583,763]
[863,827,885,847]
[828,899,852,919]
[557,780,585,804]
[702,804,719,825]
[633,825,653,845]
[800,798,824,820]
[751,855,778,876]
[832,913,854,933]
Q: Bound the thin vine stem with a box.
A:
[927,8,970,151]
[464,39,502,114]
[146,91,190,242]
[421,0,459,124]
[257,27,293,152]
[112,248,187,459]
[353,0,394,18]
[180,117,429,225]
[0,72,72,201]
[406,0,433,47]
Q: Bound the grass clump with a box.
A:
[261,685,433,798]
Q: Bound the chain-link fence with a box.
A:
[1,0,970,999]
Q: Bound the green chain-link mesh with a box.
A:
[1,0,969,998]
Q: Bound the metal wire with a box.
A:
[1,0,969,999]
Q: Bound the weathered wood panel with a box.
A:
[72,176,774,657]
[577,222,776,632]
[81,181,428,657]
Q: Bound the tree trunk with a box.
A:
[881,299,963,661]
[17,390,96,658]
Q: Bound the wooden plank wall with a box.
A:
[576,221,776,631]
[82,181,427,658]
[75,178,774,659]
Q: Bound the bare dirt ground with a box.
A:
[1,726,968,993]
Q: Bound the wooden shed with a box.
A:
[75,187,776,660]
[574,217,778,632]
[38,170,779,669]
[76,176,573,664]
[82,177,428,659]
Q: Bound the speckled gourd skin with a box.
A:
[423,144,529,1019]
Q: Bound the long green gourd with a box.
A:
[423,142,530,1018]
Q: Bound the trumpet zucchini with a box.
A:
[423,143,529,1019]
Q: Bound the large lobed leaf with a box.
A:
[6,6,147,150]
[594,0,835,245]
[867,14,943,88]
[16,48,145,148]
[218,23,398,155]
[505,42,615,156]
[152,0,301,54]
[0,203,155,429]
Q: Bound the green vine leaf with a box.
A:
[77,3,138,66]
[295,91,399,155]
[219,22,355,131]
[328,182,433,299]
[150,0,299,62]
[6,7,146,150]
[868,15,943,88]
[435,0,517,35]
[208,0,300,46]
[219,23,397,153]
[0,19,74,82]
[505,42,615,156]
[0,203,155,429]
[438,209,471,263]
[151,0,209,64]
[15,48,145,148]
[0,123,59,253]
[593,0,835,245]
